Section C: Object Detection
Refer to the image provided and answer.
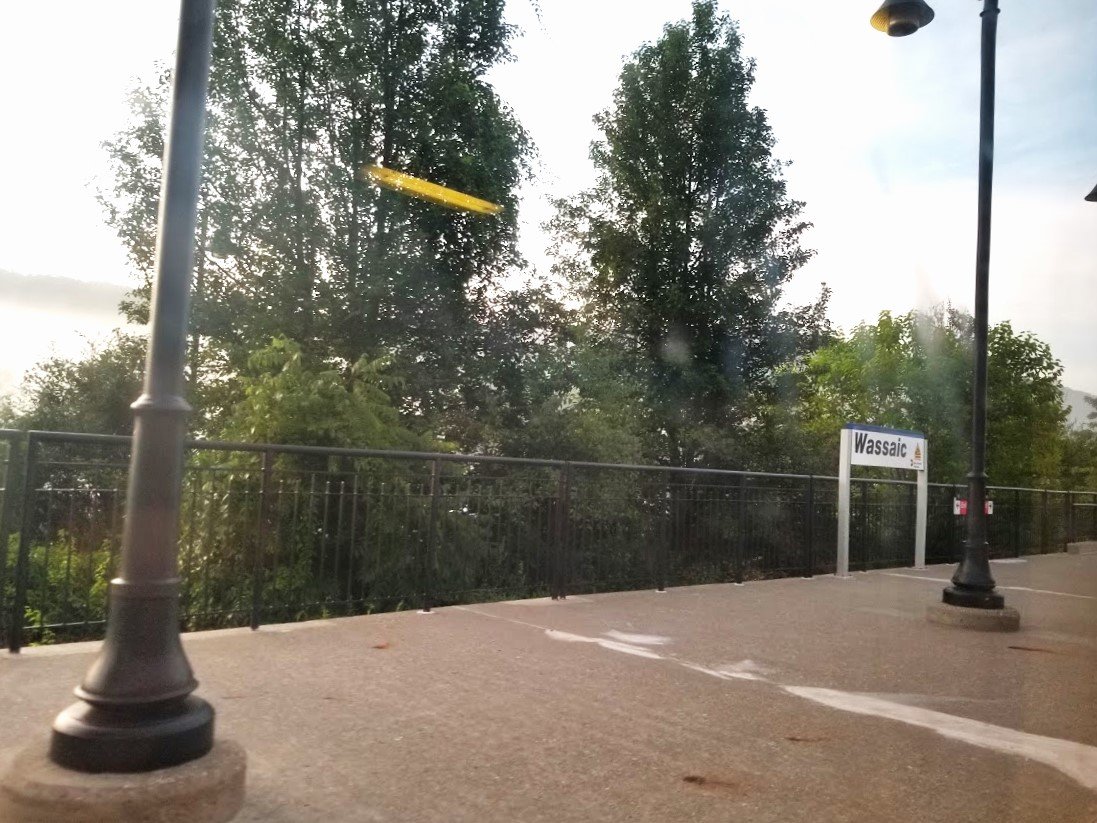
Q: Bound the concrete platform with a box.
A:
[2,554,1095,822]
[1067,541,1097,556]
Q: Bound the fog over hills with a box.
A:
[1064,386,1096,430]
[0,269,128,316]
[0,270,130,395]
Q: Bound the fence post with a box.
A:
[735,475,746,584]
[9,435,38,653]
[859,481,869,571]
[347,470,358,608]
[803,475,815,578]
[555,463,571,599]
[1066,491,1074,546]
[1041,489,1050,553]
[421,458,441,613]
[552,466,566,599]
[907,481,916,567]
[653,475,666,592]
[0,433,26,649]
[951,484,960,562]
[1012,488,1021,557]
[251,449,274,631]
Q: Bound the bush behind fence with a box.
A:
[1,430,1094,649]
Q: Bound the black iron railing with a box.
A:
[1,429,1094,650]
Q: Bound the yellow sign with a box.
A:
[359,165,502,216]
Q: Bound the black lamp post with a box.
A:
[871,0,1007,610]
[49,0,219,772]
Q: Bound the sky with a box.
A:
[0,0,1094,395]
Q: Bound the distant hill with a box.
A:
[0,270,132,397]
[0,269,129,319]
[1064,386,1096,430]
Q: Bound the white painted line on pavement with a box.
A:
[603,630,670,646]
[545,629,664,659]
[456,604,1097,794]
[784,685,1097,793]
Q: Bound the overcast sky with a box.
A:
[0,0,1094,393]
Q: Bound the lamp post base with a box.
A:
[0,738,245,823]
[927,601,1020,632]
[941,585,1004,610]
[50,696,214,774]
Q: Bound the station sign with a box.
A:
[844,423,925,471]
[837,422,928,576]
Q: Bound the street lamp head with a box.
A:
[1086,183,1097,202]
[870,0,936,37]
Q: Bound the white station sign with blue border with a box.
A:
[844,423,926,472]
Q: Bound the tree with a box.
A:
[3,333,146,435]
[798,308,971,480]
[100,0,532,440]
[985,322,1066,486]
[799,308,1068,486]
[550,0,816,465]
[497,323,650,464]
[1060,396,1097,490]
[218,336,430,450]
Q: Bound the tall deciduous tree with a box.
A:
[100,0,532,440]
[550,0,816,465]
[986,321,1067,485]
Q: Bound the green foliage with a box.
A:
[404,284,574,451]
[18,534,112,645]
[1059,426,1097,491]
[799,307,1069,486]
[100,0,533,436]
[799,308,971,479]
[986,322,1067,485]
[0,395,17,429]
[550,0,821,464]
[3,332,146,435]
[219,336,431,450]
[1057,397,1097,490]
[494,324,649,464]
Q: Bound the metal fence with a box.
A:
[1,429,1094,650]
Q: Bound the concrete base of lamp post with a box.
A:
[926,602,1020,632]
[0,739,245,823]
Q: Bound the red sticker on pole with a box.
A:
[953,498,993,515]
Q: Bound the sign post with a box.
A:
[837,423,927,577]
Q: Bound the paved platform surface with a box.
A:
[2,554,1096,822]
